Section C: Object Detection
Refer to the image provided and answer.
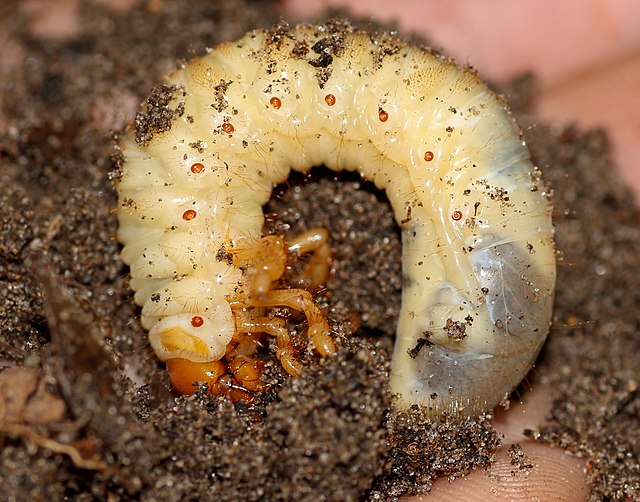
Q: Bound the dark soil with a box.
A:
[0,1,638,501]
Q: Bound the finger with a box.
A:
[20,0,134,40]
[404,383,588,501]
[535,51,640,197]
[410,442,587,501]
[282,0,640,196]
[282,0,640,85]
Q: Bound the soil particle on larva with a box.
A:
[134,84,186,146]
[0,2,639,501]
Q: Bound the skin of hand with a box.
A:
[10,1,640,500]
[283,0,640,500]
[283,0,640,199]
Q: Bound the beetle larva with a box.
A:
[116,20,556,417]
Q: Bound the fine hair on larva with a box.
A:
[115,20,556,418]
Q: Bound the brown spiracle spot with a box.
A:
[182,209,197,221]
[270,97,282,109]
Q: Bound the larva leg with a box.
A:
[233,235,287,296]
[287,227,331,287]
[225,330,266,359]
[239,289,335,358]
[227,356,266,393]
[234,312,302,376]
[234,313,288,340]
[232,231,335,367]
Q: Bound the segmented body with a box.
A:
[116,21,556,417]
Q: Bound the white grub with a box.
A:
[116,20,556,418]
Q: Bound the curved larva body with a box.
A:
[116,21,556,417]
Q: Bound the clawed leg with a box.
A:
[233,235,287,296]
[287,227,331,287]
[234,228,331,295]
[231,228,335,375]
[238,289,335,357]
[230,288,335,377]
[234,312,302,376]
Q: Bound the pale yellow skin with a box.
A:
[116,22,556,417]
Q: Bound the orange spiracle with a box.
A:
[324,94,336,106]
[270,96,282,109]
[190,162,205,173]
[182,209,197,221]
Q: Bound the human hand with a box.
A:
[284,0,640,199]
[281,1,640,500]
